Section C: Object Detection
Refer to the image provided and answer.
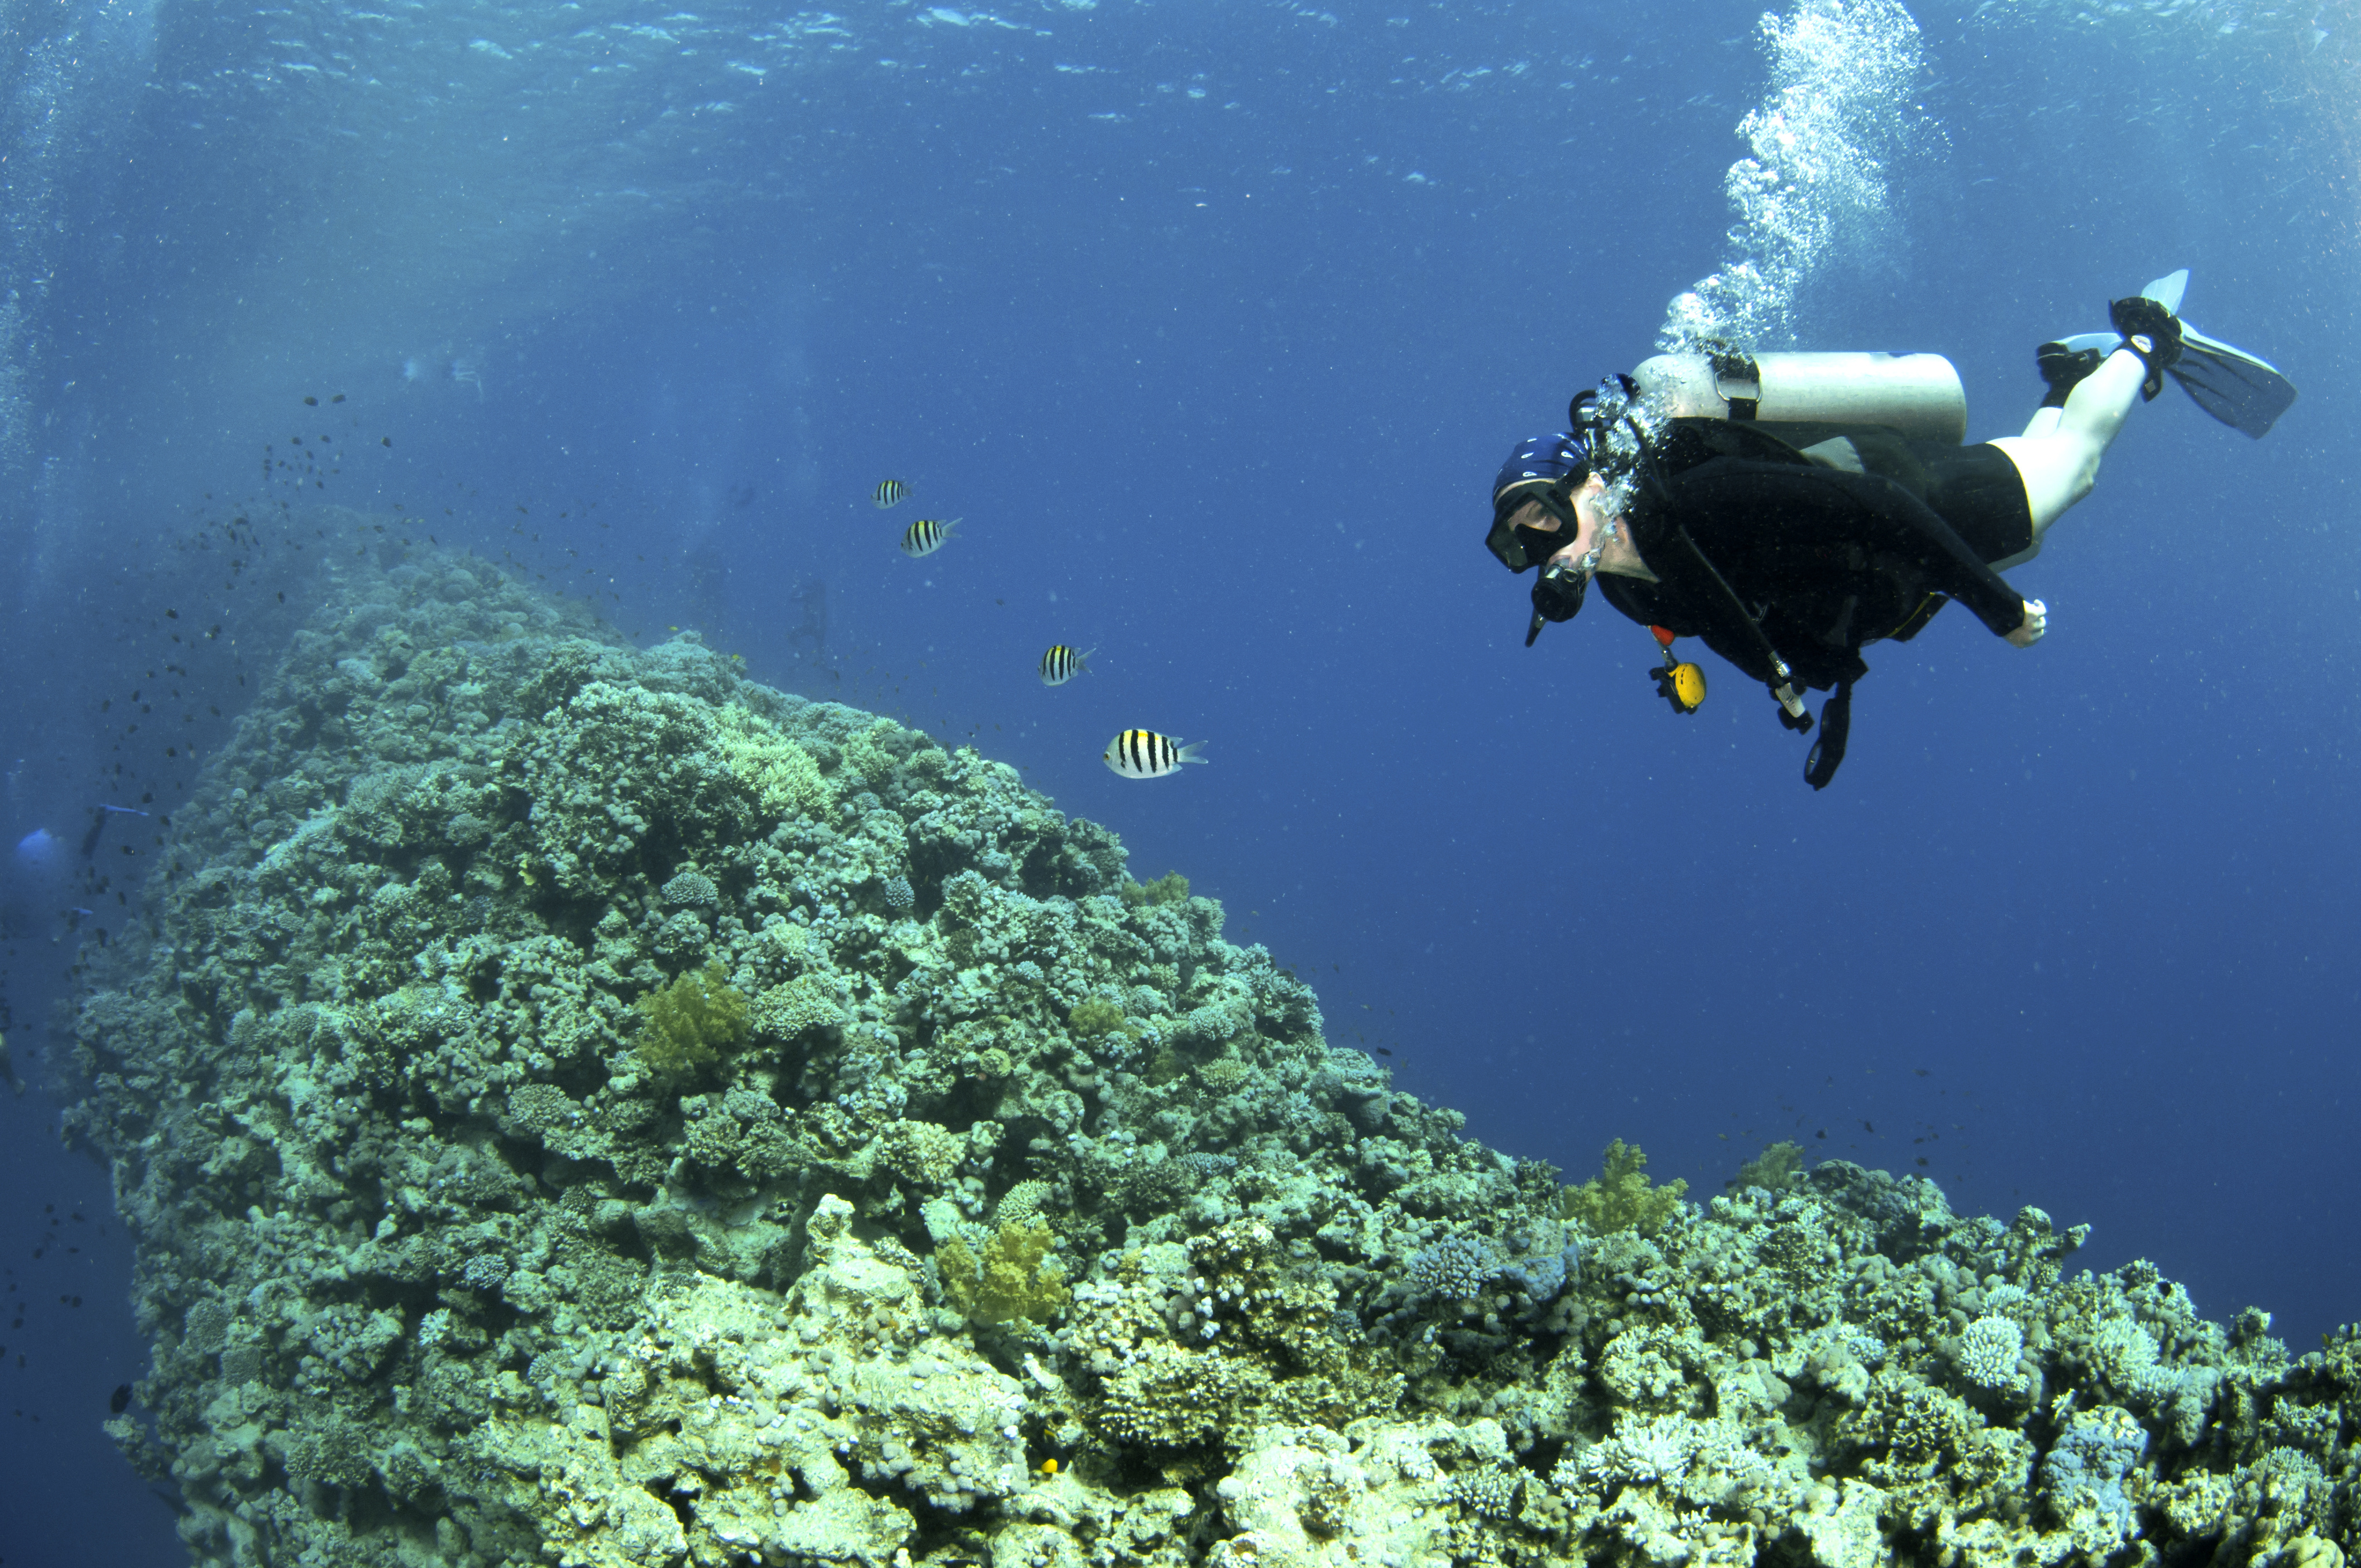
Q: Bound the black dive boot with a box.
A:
[2035,341,2104,409]
[2108,293,2185,402]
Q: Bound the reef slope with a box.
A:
[67,551,2360,1568]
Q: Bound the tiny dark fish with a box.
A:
[110,1382,131,1413]
[872,478,909,508]
[1374,1046,1393,1057]
[302,395,317,406]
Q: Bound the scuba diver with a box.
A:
[1485,271,2297,788]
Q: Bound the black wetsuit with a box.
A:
[1596,419,2035,694]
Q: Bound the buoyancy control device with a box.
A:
[1614,351,1971,791]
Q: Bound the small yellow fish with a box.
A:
[872,478,909,508]
[1102,729,1207,779]
[899,516,960,557]
[1038,645,1093,685]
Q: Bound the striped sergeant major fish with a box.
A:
[899,516,960,557]
[872,478,909,508]
[1038,645,1093,685]
[1102,729,1207,779]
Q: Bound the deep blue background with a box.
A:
[2,0,2356,1559]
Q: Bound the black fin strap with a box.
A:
[1805,675,1855,791]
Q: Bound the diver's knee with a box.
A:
[2065,454,2100,509]
[2075,443,2108,501]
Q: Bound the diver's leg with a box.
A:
[1988,347,2148,540]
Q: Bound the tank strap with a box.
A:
[1708,348,1761,420]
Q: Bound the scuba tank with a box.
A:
[1630,351,1967,446]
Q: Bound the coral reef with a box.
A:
[64,548,2361,1568]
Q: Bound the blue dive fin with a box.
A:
[2052,271,2296,440]
[2140,269,2189,314]
[2168,323,2296,439]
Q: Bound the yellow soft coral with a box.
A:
[1561,1139,1689,1236]
[936,1218,1069,1324]
[632,962,750,1087]
[712,704,834,822]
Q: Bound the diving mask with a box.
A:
[1486,429,1592,573]
[1486,496,1580,574]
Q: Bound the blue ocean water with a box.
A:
[0,0,2353,1558]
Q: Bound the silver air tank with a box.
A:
[1630,351,1967,446]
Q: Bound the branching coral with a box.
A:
[712,702,834,821]
[841,717,903,788]
[751,975,845,1042]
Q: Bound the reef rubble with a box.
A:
[66,549,2361,1568]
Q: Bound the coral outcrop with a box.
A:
[68,549,2361,1568]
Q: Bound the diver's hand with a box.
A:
[2006,597,2047,648]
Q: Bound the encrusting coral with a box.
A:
[61,545,2361,1568]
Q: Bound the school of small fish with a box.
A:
[872,479,1207,780]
